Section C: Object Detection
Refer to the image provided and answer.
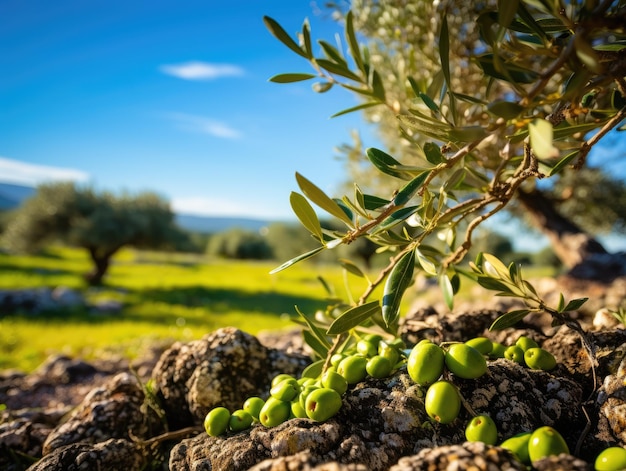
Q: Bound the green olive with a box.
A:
[445,343,487,379]
[242,396,265,421]
[290,400,308,419]
[259,397,291,428]
[500,431,532,465]
[356,339,378,357]
[378,340,400,366]
[299,385,318,408]
[424,380,461,424]
[407,342,445,386]
[504,345,525,364]
[515,335,539,352]
[337,355,368,384]
[465,337,493,355]
[528,426,569,463]
[305,387,342,422]
[321,370,348,395]
[524,347,557,371]
[270,377,300,402]
[465,414,498,445]
[595,446,626,471]
[204,406,231,437]
[229,409,253,432]
[489,342,507,359]
[330,353,346,367]
[271,374,295,388]
[366,355,393,379]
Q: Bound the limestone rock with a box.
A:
[28,438,143,471]
[42,372,161,456]
[152,327,309,429]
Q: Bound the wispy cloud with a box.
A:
[166,112,243,139]
[160,61,245,80]
[0,156,89,187]
[172,196,261,217]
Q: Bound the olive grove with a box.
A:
[0,182,189,284]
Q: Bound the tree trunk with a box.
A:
[85,247,114,285]
[516,187,625,281]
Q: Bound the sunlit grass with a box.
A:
[0,246,371,372]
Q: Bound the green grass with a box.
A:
[0,247,371,372]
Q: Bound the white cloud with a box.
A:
[0,156,90,187]
[160,61,244,80]
[167,112,242,139]
[171,196,285,219]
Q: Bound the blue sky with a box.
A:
[0,1,378,219]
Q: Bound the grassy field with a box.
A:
[0,246,375,372]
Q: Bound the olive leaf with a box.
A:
[290,192,323,242]
[382,248,416,328]
[529,119,559,159]
[263,16,308,59]
[295,172,354,226]
[269,73,316,83]
[326,300,381,335]
[270,246,326,274]
[490,309,532,330]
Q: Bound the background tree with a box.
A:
[287,0,626,275]
[0,182,189,284]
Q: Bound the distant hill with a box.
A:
[0,181,276,233]
[174,213,274,234]
[0,182,36,210]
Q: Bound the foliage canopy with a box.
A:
[265,0,625,367]
[1,182,188,284]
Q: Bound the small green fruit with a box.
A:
[270,377,300,402]
[299,385,318,408]
[515,335,539,352]
[204,406,231,437]
[445,343,487,379]
[259,397,291,427]
[528,426,569,463]
[500,431,532,465]
[229,409,253,432]
[595,446,626,471]
[366,355,393,379]
[407,342,445,385]
[243,396,265,421]
[489,342,507,359]
[465,337,493,355]
[337,355,368,384]
[305,387,342,422]
[378,341,400,366]
[290,400,308,419]
[271,374,295,388]
[504,345,525,364]
[356,339,377,357]
[524,348,557,371]
[424,380,461,424]
[465,414,498,444]
[330,353,346,367]
[321,370,348,395]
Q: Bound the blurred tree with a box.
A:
[320,0,626,273]
[206,228,273,260]
[0,182,189,284]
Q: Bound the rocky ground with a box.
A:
[1,275,625,470]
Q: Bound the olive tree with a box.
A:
[272,0,626,274]
[263,0,625,366]
[1,182,189,284]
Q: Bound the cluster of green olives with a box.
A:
[407,339,487,424]
[499,426,569,465]
[204,334,406,437]
[489,335,557,371]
